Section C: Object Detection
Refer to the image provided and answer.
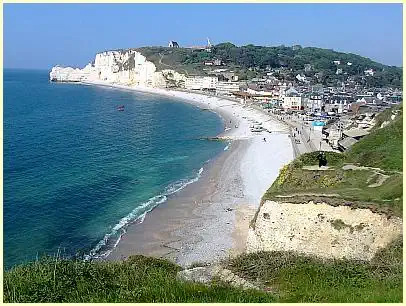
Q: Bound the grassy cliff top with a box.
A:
[262,106,403,217]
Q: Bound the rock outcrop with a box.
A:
[247,200,402,261]
[50,50,171,88]
[177,266,259,290]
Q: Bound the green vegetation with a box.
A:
[346,110,403,171]
[135,43,402,87]
[227,237,403,303]
[136,46,208,76]
[371,104,402,131]
[5,239,402,303]
[290,150,346,168]
[262,162,402,217]
[262,108,403,217]
[329,219,367,232]
[4,255,275,303]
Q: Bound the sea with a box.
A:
[4,69,225,269]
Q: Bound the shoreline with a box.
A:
[73,80,294,265]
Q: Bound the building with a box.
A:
[296,74,307,82]
[338,137,358,152]
[204,59,222,66]
[333,60,341,65]
[185,76,218,90]
[282,88,303,110]
[216,81,240,96]
[364,69,375,76]
[213,59,222,66]
[304,94,323,112]
[304,64,312,72]
[168,41,179,48]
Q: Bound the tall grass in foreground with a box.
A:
[227,237,403,303]
[3,255,275,303]
[4,238,402,303]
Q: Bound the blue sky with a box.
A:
[4,3,403,69]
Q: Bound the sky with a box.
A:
[4,3,403,69]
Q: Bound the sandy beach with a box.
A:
[83,80,294,267]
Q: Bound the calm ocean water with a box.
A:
[4,69,225,268]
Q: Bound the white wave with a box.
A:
[84,167,204,261]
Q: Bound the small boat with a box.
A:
[117,105,125,111]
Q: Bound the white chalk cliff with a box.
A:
[50,50,169,88]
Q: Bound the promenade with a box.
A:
[250,104,338,157]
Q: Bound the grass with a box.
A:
[345,112,402,171]
[136,47,210,76]
[3,255,275,303]
[227,237,403,303]
[262,162,402,217]
[290,151,346,168]
[259,109,403,218]
[371,103,402,131]
[5,241,402,303]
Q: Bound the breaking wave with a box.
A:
[84,167,204,260]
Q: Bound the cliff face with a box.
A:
[50,50,167,87]
[247,200,402,261]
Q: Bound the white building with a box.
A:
[278,83,288,98]
[216,81,240,96]
[304,94,323,112]
[364,69,375,76]
[282,88,303,110]
[296,74,306,82]
[185,76,218,90]
[247,87,273,96]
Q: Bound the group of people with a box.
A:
[292,127,302,138]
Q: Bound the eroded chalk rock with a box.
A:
[176,266,259,290]
[247,200,402,261]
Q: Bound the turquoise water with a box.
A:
[4,70,225,268]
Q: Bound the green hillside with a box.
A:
[345,106,403,171]
[135,43,402,87]
[260,107,403,216]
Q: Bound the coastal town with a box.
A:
[160,40,403,156]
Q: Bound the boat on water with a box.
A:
[117,105,125,111]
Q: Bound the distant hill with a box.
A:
[136,43,402,87]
